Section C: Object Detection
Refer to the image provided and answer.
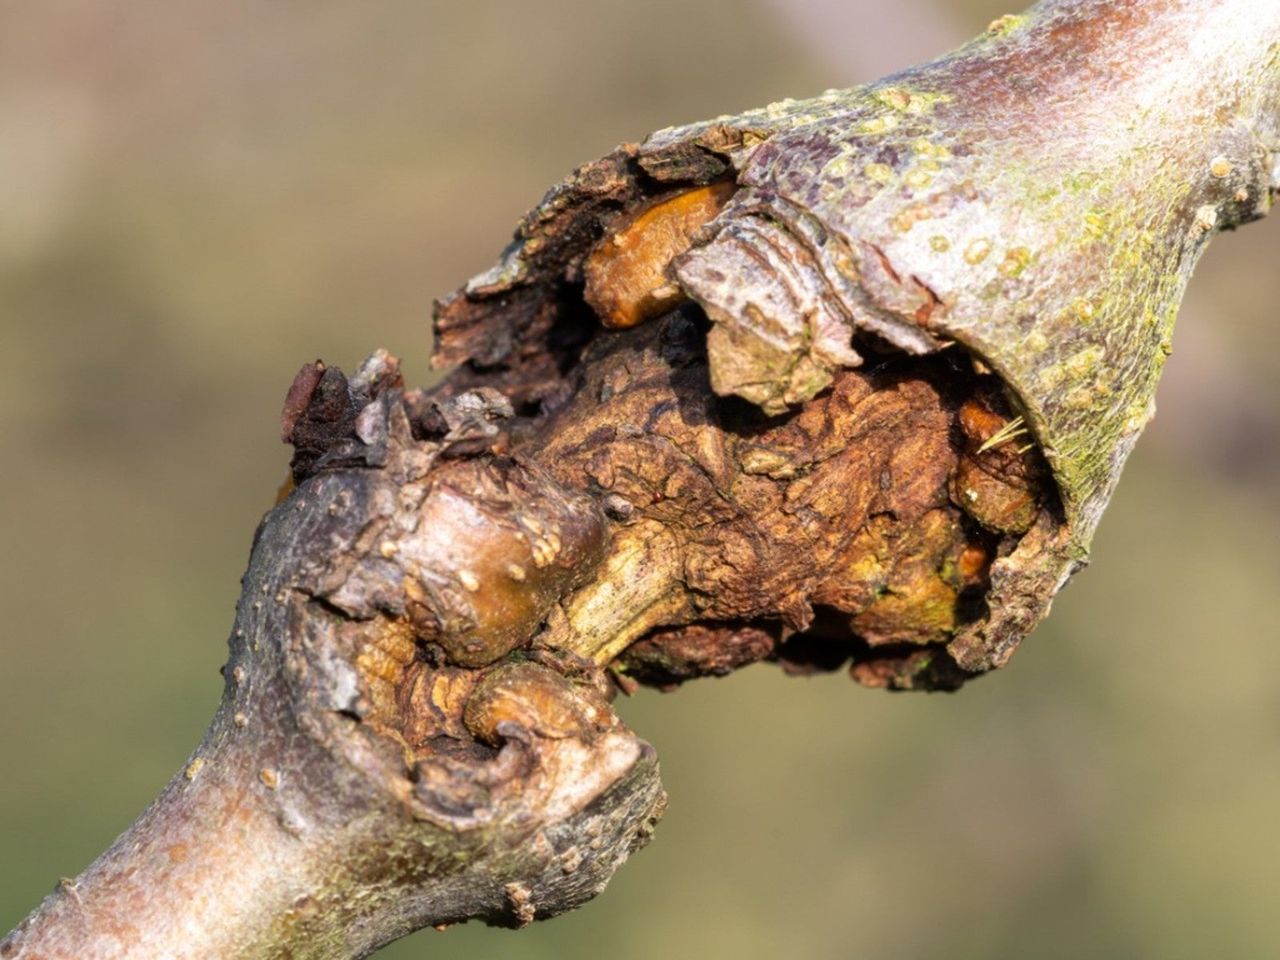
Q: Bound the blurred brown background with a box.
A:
[3,2,1279,958]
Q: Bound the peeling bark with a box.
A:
[5,1,1279,957]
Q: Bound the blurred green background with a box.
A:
[3,2,1279,958]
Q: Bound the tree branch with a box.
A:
[5,1,1278,957]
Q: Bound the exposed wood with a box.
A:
[5,1,1278,957]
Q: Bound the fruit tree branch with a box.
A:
[4,1,1277,957]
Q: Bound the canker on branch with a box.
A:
[7,2,1280,957]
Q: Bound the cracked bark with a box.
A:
[4,1,1278,957]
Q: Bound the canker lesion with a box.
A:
[294,172,1059,779]
[563,178,1053,688]
[521,309,1053,691]
[583,182,735,329]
